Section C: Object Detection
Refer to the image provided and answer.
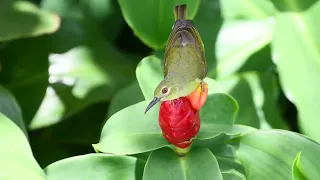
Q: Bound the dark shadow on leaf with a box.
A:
[0,35,50,126]
[237,45,274,74]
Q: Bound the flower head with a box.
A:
[158,82,208,154]
[159,98,200,148]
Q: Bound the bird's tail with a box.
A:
[174,4,187,21]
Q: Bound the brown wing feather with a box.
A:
[189,24,207,78]
[164,4,207,79]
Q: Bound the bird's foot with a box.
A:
[201,81,205,94]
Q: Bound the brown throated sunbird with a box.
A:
[144,4,207,114]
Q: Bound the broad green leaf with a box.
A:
[260,72,288,129]
[94,93,238,155]
[118,0,200,49]
[242,72,272,129]
[216,19,274,78]
[45,154,144,180]
[235,130,320,180]
[0,36,50,126]
[136,55,163,100]
[198,93,238,139]
[194,133,248,180]
[271,2,320,141]
[80,0,125,42]
[217,75,260,128]
[219,41,287,130]
[131,151,152,162]
[0,85,27,136]
[79,0,112,22]
[107,80,144,118]
[136,55,221,100]
[194,126,256,156]
[30,18,139,129]
[217,155,245,175]
[93,100,168,155]
[143,147,223,180]
[41,0,79,18]
[221,0,277,19]
[292,152,308,180]
[271,0,317,12]
[0,113,46,180]
[0,0,60,42]
[237,45,275,74]
[30,102,109,168]
[222,171,246,180]
[41,0,123,42]
[48,18,83,54]
[230,124,257,136]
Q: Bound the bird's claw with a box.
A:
[201,81,205,94]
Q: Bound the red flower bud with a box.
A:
[158,82,209,155]
[159,97,200,148]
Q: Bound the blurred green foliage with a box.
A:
[1,0,320,179]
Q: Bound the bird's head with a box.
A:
[144,78,181,114]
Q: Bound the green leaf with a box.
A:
[30,102,108,168]
[29,18,139,129]
[107,80,144,118]
[221,0,277,19]
[93,100,168,155]
[0,36,50,127]
[94,93,238,155]
[260,72,288,129]
[45,154,144,180]
[0,113,46,180]
[136,55,163,100]
[118,0,200,49]
[136,55,222,100]
[198,93,238,139]
[143,147,223,180]
[271,0,317,12]
[242,72,272,129]
[292,152,308,180]
[235,130,320,179]
[0,0,60,42]
[237,45,275,73]
[271,2,320,141]
[217,75,260,128]
[216,19,274,78]
[194,133,247,180]
[41,0,123,42]
[0,85,27,136]
[79,0,113,22]
[222,171,246,180]
[80,0,125,42]
[219,42,287,130]
[40,0,79,18]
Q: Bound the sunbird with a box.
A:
[144,4,207,114]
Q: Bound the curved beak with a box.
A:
[144,97,161,114]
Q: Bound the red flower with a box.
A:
[158,83,208,152]
[159,98,200,148]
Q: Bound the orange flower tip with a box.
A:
[186,82,209,111]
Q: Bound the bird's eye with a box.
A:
[162,87,168,94]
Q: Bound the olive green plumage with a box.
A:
[145,4,207,113]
